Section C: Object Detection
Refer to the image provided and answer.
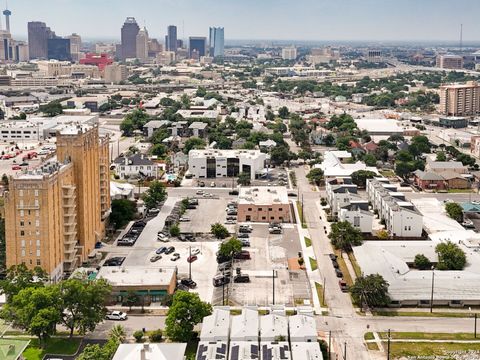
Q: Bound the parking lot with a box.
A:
[179,196,236,234]
[212,223,311,307]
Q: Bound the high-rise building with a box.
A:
[189,37,206,59]
[68,33,82,62]
[136,27,149,62]
[3,7,11,33]
[47,38,71,61]
[27,21,55,59]
[165,25,177,52]
[5,123,110,280]
[209,27,224,58]
[282,47,297,60]
[440,81,480,117]
[120,17,139,60]
[104,63,129,84]
[148,39,162,58]
[436,54,464,70]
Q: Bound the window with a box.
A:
[20,210,24,217]
[35,220,40,227]
[36,240,40,247]
[258,207,263,211]
[19,190,23,197]
[248,208,252,211]
[21,240,25,247]
[20,230,24,236]
[36,259,41,266]
[34,190,39,197]
[279,208,283,211]
[34,199,39,207]
[36,249,41,257]
[268,208,273,211]
[20,221,24,227]
[262,216,266,220]
[21,249,25,257]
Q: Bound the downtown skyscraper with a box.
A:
[120,17,139,60]
[165,25,177,52]
[209,27,224,58]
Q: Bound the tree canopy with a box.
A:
[351,170,377,188]
[142,181,167,210]
[306,168,324,186]
[350,274,390,308]
[110,199,136,230]
[218,237,243,258]
[435,241,466,270]
[445,202,463,222]
[211,223,230,239]
[328,221,363,252]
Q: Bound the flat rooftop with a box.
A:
[189,149,265,160]
[96,266,175,287]
[238,187,289,205]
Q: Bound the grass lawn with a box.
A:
[334,250,353,286]
[347,252,362,278]
[304,237,312,247]
[378,332,479,340]
[364,332,375,340]
[366,342,379,351]
[379,170,395,177]
[0,319,9,335]
[185,339,199,360]
[447,189,473,193]
[296,201,307,228]
[315,282,327,307]
[20,337,81,360]
[309,257,318,271]
[372,310,472,318]
[385,341,480,357]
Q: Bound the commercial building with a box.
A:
[136,27,149,62]
[156,51,175,65]
[471,136,480,158]
[188,149,266,180]
[439,82,480,117]
[237,186,291,223]
[47,37,71,61]
[318,151,379,180]
[68,33,81,62]
[425,159,468,174]
[28,21,55,59]
[120,17,140,60]
[80,53,113,70]
[104,63,128,84]
[209,27,224,58]
[436,54,463,69]
[63,96,108,112]
[281,47,297,60]
[165,25,177,52]
[367,178,423,238]
[189,37,207,59]
[367,49,383,62]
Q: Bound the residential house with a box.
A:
[288,314,317,342]
[197,307,230,360]
[189,121,208,138]
[425,159,468,174]
[144,120,170,137]
[413,170,446,190]
[318,151,378,181]
[113,153,159,179]
[339,205,373,233]
[112,343,186,360]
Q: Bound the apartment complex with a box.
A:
[439,81,480,116]
[367,178,423,238]
[5,124,110,280]
[436,54,463,69]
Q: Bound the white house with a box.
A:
[113,154,160,179]
[230,307,259,341]
[112,343,186,360]
[259,313,288,341]
[188,149,267,180]
[339,207,373,233]
[318,151,379,180]
[199,307,230,342]
[288,314,317,342]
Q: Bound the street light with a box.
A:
[430,266,435,313]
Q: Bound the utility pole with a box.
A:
[343,341,346,360]
[272,269,275,305]
[301,194,304,225]
[322,276,326,307]
[189,246,192,280]
[430,266,435,313]
[328,331,331,360]
[387,329,391,360]
[222,269,225,306]
[475,313,477,338]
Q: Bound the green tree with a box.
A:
[218,237,243,258]
[59,276,111,337]
[124,291,139,311]
[77,337,119,360]
[165,291,212,342]
[445,202,463,222]
[237,172,251,186]
[436,151,447,161]
[109,324,127,343]
[350,274,390,308]
[328,221,363,252]
[120,109,149,136]
[306,168,324,186]
[39,101,63,117]
[196,86,207,97]
[362,154,377,166]
[149,329,163,342]
[1,173,8,187]
[435,241,467,270]
[414,254,431,270]
[169,224,180,237]
[184,137,206,154]
[351,170,377,188]
[270,146,291,165]
[1,285,61,347]
[133,330,144,342]
[109,199,136,230]
[278,106,289,119]
[0,264,48,300]
[142,181,167,210]
[211,223,230,239]
[150,144,167,157]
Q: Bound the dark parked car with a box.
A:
[156,247,167,255]
[165,246,175,254]
[339,280,348,292]
[335,268,343,278]
[234,251,251,260]
[180,278,197,289]
[234,274,250,283]
[237,233,249,239]
[187,255,198,263]
[331,260,339,269]
[229,190,239,195]
[213,274,230,287]
[329,253,338,261]
[104,257,125,266]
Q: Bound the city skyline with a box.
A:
[8,0,480,43]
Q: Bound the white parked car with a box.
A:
[157,233,169,242]
[191,248,201,256]
[179,217,190,222]
[106,311,128,321]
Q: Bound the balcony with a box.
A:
[16,204,39,210]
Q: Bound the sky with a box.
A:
[7,0,480,43]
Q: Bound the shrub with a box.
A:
[149,329,163,342]
[133,330,144,343]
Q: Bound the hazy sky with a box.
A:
[7,0,480,42]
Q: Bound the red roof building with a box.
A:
[79,53,113,71]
